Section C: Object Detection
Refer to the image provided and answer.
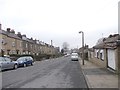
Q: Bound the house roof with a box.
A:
[96,38,106,45]
[7,33,21,40]
[0,29,21,40]
[93,34,120,49]
[93,43,105,49]
[104,34,119,43]
[0,30,8,35]
[88,48,94,52]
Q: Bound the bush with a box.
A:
[9,53,62,61]
[10,54,34,61]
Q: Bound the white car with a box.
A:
[71,53,79,61]
[64,54,70,57]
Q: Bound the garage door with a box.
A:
[107,49,116,70]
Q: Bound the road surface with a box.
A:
[2,56,88,89]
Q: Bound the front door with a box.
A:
[107,49,116,70]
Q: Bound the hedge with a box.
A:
[10,53,62,61]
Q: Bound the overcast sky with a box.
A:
[0,0,119,49]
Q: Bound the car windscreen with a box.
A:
[17,58,25,61]
[71,53,78,56]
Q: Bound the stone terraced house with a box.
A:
[0,23,60,57]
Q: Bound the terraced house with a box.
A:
[0,27,23,56]
[88,34,120,73]
[0,23,60,57]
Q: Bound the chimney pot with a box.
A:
[22,34,26,37]
[30,37,33,40]
[11,29,15,34]
[17,32,22,38]
[18,32,21,34]
[7,28,11,33]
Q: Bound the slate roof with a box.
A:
[7,33,21,40]
[93,34,120,49]
[104,34,119,43]
[0,29,21,40]
[88,48,94,52]
[0,29,8,35]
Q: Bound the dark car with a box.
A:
[16,56,33,67]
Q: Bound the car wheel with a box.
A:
[14,64,18,69]
[31,63,33,66]
[0,68,2,72]
[23,63,27,67]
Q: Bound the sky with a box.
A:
[0,0,119,49]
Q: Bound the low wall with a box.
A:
[89,57,107,68]
[88,49,107,68]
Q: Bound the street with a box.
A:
[2,56,88,88]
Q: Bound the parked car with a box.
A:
[0,57,18,71]
[64,54,70,57]
[16,56,33,67]
[71,53,79,61]
[4,55,10,58]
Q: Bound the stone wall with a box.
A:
[89,49,107,68]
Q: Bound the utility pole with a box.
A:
[51,40,53,58]
[79,31,84,65]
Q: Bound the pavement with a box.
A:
[79,59,119,88]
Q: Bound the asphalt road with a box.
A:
[1,56,88,89]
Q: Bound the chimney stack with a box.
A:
[22,34,26,37]
[30,37,33,40]
[17,32,22,38]
[0,23,2,30]
[7,28,11,33]
[51,40,53,46]
[10,29,15,34]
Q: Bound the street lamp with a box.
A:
[79,31,84,65]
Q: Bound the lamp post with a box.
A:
[79,31,84,65]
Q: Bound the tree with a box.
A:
[62,42,69,50]
[61,49,64,54]
[62,42,69,54]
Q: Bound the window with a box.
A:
[23,52,26,54]
[100,50,104,60]
[26,51,28,54]
[7,50,10,55]
[12,50,16,54]
[97,50,99,58]
[36,53,39,55]
[31,45,32,49]
[29,52,31,54]
[95,49,99,58]
[12,42,15,47]
[26,43,28,48]
[2,38,7,45]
